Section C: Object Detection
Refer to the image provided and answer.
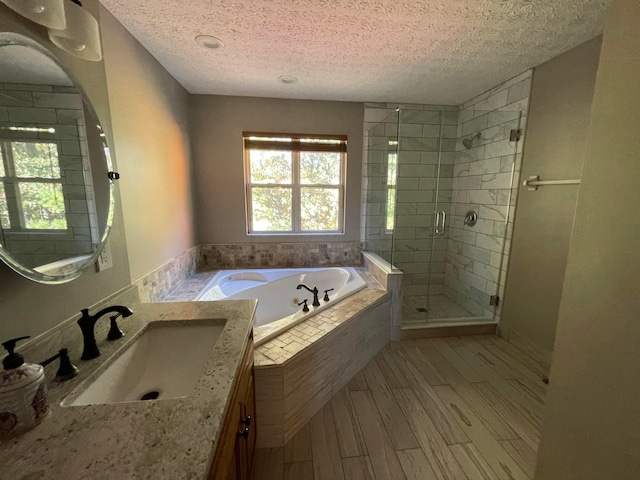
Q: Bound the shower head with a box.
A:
[463,132,481,150]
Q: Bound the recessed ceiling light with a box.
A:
[195,35,224,50]
[278,75,298,85]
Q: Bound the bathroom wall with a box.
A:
[0,3,195,343]
[500,37,602,360]
[444,71,532,319]
[0,2,131,342]
[100,6,195,282]
[189,95,364,244]
[535,0,640,477]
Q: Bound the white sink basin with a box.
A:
[63,320,225,406]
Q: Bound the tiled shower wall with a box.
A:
[445,70,532,319]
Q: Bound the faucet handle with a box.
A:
[40,348,78,382]
[298,299,310,313]
[323,288,334,302]
[107,315,125,341]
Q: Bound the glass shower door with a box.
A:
[361,108,400,264]
[395,106,523,325]
[392,107,444,324]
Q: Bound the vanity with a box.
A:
[0,299,257,479]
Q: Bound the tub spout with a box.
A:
[296,284,320,307]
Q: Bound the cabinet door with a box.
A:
[209,333,256,480]
[209,397,242,480]
[243,370,256,476]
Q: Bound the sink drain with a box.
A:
[140,390,160,401]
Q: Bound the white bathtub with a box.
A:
[196,267,367,345]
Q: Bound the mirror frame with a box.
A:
[0,32,115,284]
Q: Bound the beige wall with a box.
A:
[0,2,131,342]
[535,0,640,478]
[100,7,195,280]
[0,4,194,342]
[500,37,602,356]
[189,95,364,243]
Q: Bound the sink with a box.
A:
[63,320,225,406]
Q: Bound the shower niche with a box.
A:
[362,101,525,327]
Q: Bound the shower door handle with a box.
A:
[435,211,446,235]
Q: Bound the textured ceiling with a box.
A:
[101,0,609,105]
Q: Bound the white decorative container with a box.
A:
[0,337,49,437]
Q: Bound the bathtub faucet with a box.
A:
[296,284,321,307]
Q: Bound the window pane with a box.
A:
[249,150,292,184]
[18,182,67,229]
[300,152,340,185]
[0,183,9,229]
[301,187,339,231]
[386,188,396,230]
[12,142,61,179]
[252,187,292,231]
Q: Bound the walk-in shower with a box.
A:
[362,102,524,327]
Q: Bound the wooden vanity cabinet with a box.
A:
[208,332,256,480]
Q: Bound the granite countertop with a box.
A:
[0,300,256,480]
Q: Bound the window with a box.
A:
[0,140,68,230]
[244,133,346,234]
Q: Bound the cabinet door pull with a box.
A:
[238,426,250,439]
[241,415,252,426]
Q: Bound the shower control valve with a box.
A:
[323,288,334,302]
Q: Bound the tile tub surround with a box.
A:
[252,270,391,448]
[254,294,391,448]
[133,245,198,303]
[362,250,403,339]
[0,300,256,480]
[198,242,362,270]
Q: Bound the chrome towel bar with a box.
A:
[523,175,581,191]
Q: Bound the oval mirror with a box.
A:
[0,33,114,284]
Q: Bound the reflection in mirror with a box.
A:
[0,33,113,283]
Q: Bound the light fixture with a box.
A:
[0,0,66,29]
[48,0,102,62]
[196,35,224,50]
[278,75,298,85]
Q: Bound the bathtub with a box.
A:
[196,267,367,345]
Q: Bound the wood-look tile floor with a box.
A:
[254,334,548,480]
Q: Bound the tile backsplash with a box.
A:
[133,246,198,303]
[132,242,362,303]
[198,242,362,270]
